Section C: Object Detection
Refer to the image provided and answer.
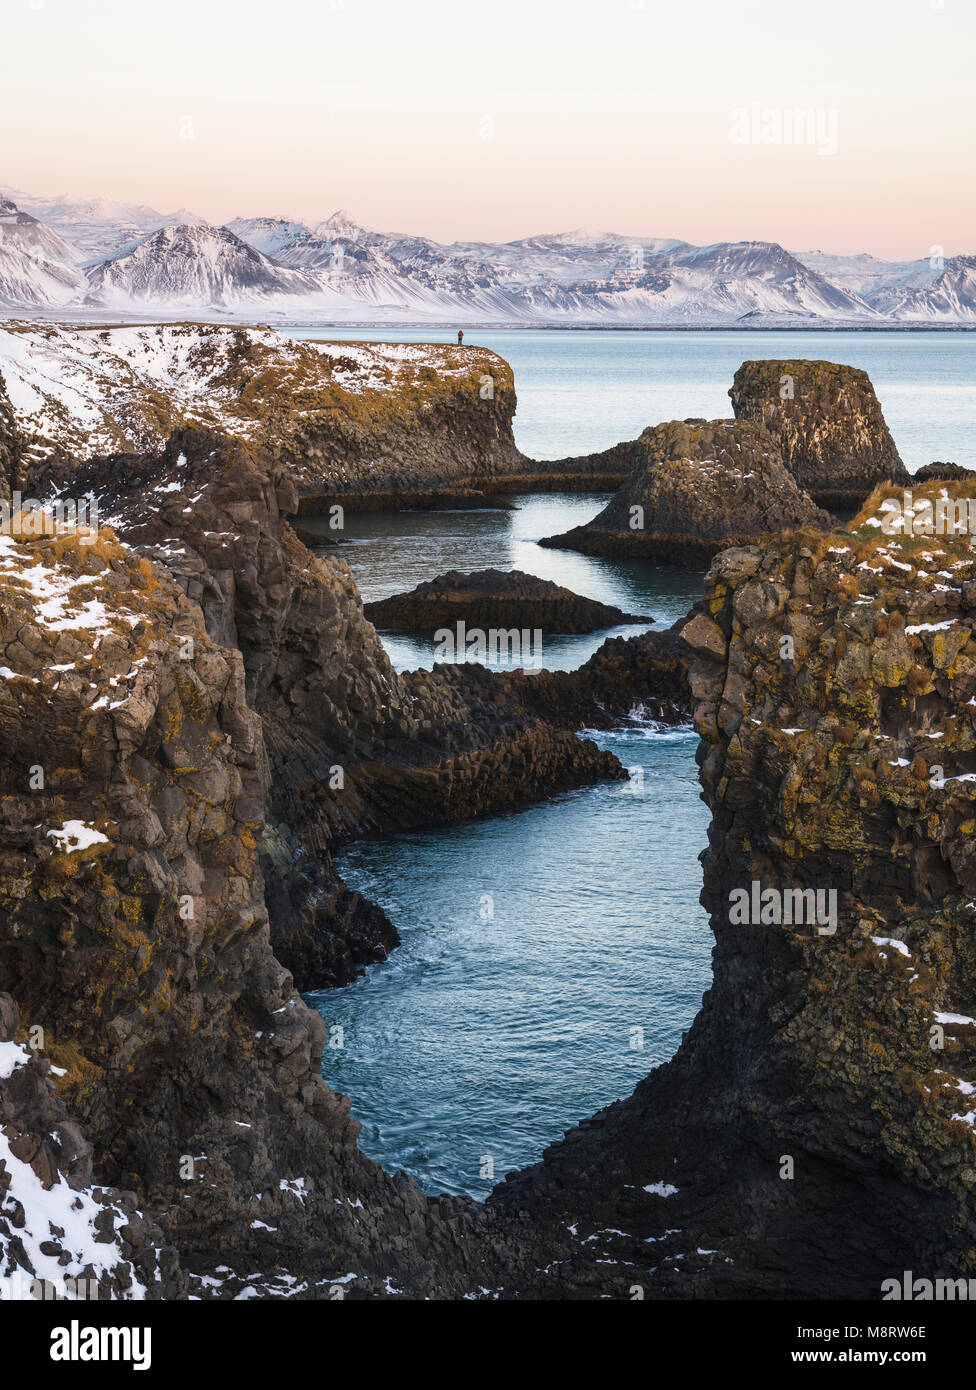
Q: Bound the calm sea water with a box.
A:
[301,329,973,1198]
[299,494,702,671]
[313,725,708,1198]
[293,327,976,473]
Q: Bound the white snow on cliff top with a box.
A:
[46,820,110,853]
[0,322,478,456]
[304,336,475,392]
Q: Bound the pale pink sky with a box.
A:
[3,0,973,258]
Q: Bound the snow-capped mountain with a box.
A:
[223,216,313,259]
[867,256,976,321]
[0,195,85,265]
[796,250,927,301]
[0,185,208,260]
[0,183,973,323]
[220,215,879,323]
[0,197,86,306]
[312,209,374,241]
[84,224,321,308]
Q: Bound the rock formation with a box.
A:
[0,471,638,1298]
[0,322,628,507]
[364,567,649,634]
[915,461,976,482]
[542,418,830,567]
[7,333,967,1303]
[499,618,692,729]
[730,358,910,507]
[0,993,183,1300]
[61,429,626,994]
[488,476,976,1297]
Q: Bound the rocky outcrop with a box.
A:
[730,359,910,507]
[0,523,373,1290]
[15,330,966,1303]
[364,568,649,634]
[62,430,625,994]
[513,436,640,493]
[488,478,976,1298]
[915,461,976,483]
[0,372,22,501]
[0,993,183,1300]
[0,509,582,1299]
[500,618,693,729]
[0,323,627,508]
[542,418,830,567]
[1,411,714,1298]
[22,461,976,1298]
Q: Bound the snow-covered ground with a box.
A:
[0,321,476,462]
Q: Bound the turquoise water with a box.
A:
[299,493,702,671]
[305,488,712,1197]
[302,329,974,1199]
[311,723,708,1199]
[293,327,976,473]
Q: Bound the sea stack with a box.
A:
[729,358,910,509]
[540,418,830,568]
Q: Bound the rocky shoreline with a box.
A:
[0,322,628,508]
[2,323,972,1302]
[483,480,976,1298]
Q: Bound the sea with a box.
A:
[298,328,975,1197]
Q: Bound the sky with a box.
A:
[2,0,973,258]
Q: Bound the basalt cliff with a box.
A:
[0,321,627,507]
[0,341,682,1300]
[730,359,910,509]
[543,359,910,567]
[543,417,831,567]
[487,477,976,1298]
[3,328,971,1303]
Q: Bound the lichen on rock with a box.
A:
[729,358,910,508]
[542,417,830,567]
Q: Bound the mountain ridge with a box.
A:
[0,185,974,325]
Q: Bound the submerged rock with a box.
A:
[364,567,650,634]
[541,418,830,567]
[730,358,910,507]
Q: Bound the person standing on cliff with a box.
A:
[457,329,464,345]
